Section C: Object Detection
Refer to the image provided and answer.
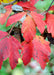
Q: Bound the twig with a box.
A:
[46,0,54,12]
[2,0,17,6]
[0,23,16,41]
[41,0,54,15]
[9,23,16,35]
[0,35,8,41]
[22,0,27,2]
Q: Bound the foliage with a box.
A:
[0,0,54,73]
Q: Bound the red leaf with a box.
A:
[17,1,36,11]
[49,5,54,11]
[22,41,32,65]
[0,31,11,61]
[21,15,36,42]
[30,0,39,6]
[10,36,22,49]
[32,49,49,69]
[0,31,22,69]
[30,11,46,33]
[9,36,22,69]
[0,31,11,69]
[6,12,26,26]
[45,13,54,37]
[0,31,8,39]
[17,1,31,8]
[4,5,12,9]
[21,36,51,69]
[0,5,12,25]
[31,36,51,69]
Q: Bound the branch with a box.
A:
[41,0,54,15]
[0,35,8,41]
[0,23,16,41]
[2,0,17,6]
[22,0,27,2]
[9,23,16,35]
[46,0,54,12]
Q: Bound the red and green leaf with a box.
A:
[30,0,39,6]
[49,5,54,11]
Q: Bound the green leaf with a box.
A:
[35,0,54,11]
[0,17,19,31]
[0,23,13,32]
[36,27,41,35]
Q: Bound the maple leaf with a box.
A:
[0,31,11,69]
[0,5,12,25]
[22,41,32,65]
[30,11,46,33]
[0,31,22,69]
[31,35,51,69]
[0,30,51,69]
[45,13,54,37]
[9,36,22,69]
[17,1,36,11]
[6,12,26,26]
[21,15,36,42]
[30,0,39,6]
[21,36,51,69]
